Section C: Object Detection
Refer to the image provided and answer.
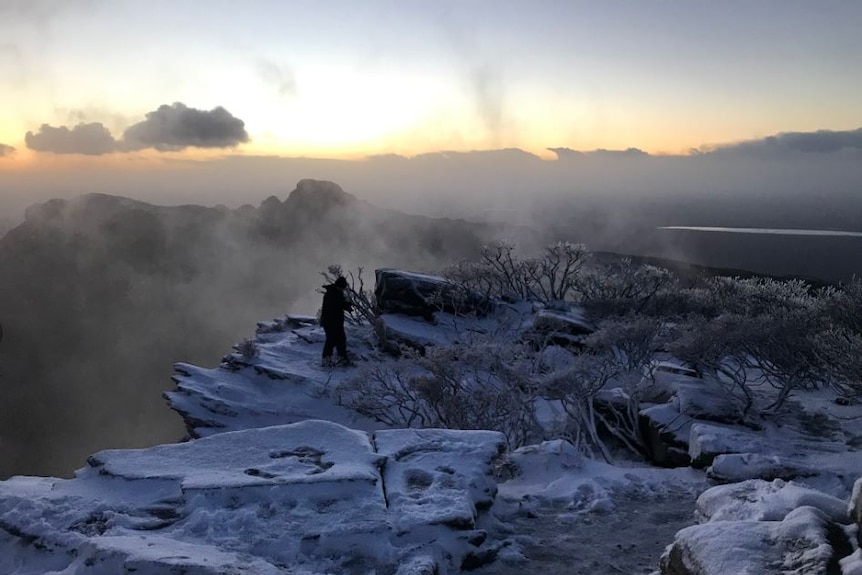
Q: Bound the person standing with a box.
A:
[320,276,353,366]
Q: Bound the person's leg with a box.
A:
[322,327,335,362]
[335,325,348,362]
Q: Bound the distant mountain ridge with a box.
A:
[0,179,500,479]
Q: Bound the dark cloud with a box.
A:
[24,103,249,155]
[0,143,15,157]
[703,128,862,156]
[25,122,119,155]
[256,60,297,98]
[122,103,250,151]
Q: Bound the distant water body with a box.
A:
[659,226,862,238]
[647,226,862,282]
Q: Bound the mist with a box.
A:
[1,134,861,478]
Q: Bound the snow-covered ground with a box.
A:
[2,271,861,574]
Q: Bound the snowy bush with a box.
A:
[235,337,259,358]
[445,240,588,304]
[337,341,538,448]
[539,352,626,461]
[668,314,760,422]
[574,259,676,318]
[320,264,377,325]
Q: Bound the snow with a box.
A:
[696,478,849,523]
[661,506,835,575]
[0,421,507,574]
[3,269,862,574]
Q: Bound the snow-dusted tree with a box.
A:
[579,315,665,452]
[444,240,588,304]
[668,313,759,423]
[816,279,862,397]
[706,276,814,317]
[334,360,436,428]
[336,341,538,448]
[320,265,377,325]
[744,306,827,410]
[822,277,862,334]
[540,352,622,461]
[816,328,862,398]
[575,259,676,317]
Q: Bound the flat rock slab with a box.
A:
[0,421,507,575]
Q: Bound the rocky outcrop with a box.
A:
[639,403,694,468]
[0,421,508,574]
[661,506,839,575]
[660,479,854,575]
[526,307,594,349]
[375,268,493,319]
[706,453,817,483]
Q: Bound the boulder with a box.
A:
[375,268,492,319]
[638,403,694,467]
[675,382,742,424]
[688,422,780,469]
[696,479,848,524]
[707,453,817,483]
[660,506,838,575]
[851,477,862,546]
[528,307,593,349]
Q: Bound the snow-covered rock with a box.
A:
[696,479,848,523]
[660,506,840,575]
[166,320,383,438]
[688,422,785,469]
[528,307,594,348]
[0,420,507,574]
[375,268,492,319]
[639,403,695,467]
[674,382,742,423]
[851,476,862,546]
[706,453,817,483]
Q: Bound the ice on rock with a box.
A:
[696,478,849,523]
[0,421,507,574]
[661,506,837,575]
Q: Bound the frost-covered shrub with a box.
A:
[236,338,259,358]
[337,342,538,448]
[668,313,760,422]
[816,328,862,398]
[540,352,624,461]
[320,264,377,325]
[705,276,815,317]
[444,240,588,304]
[574,259,676,318]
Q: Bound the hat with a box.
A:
[334,276,348,288]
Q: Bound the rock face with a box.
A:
[0,421,507,574]
[660,506,837,575]
[659,479,855,575]
[375,268,493,319]
[528,307,594,348]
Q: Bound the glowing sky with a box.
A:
[1,0,861,159]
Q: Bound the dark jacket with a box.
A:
[320,284,353,329]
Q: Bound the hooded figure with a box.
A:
[320,276,353,365]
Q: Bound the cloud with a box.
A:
[256,60,297,98]
[25,122,119,155]
[547,147,649,160]
[0,0,101,28]
[702,128,862,156]
[0,143,15,157]
[122,103,250,151]
[24,103,249,155]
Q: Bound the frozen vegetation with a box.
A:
[2,243,862,574]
